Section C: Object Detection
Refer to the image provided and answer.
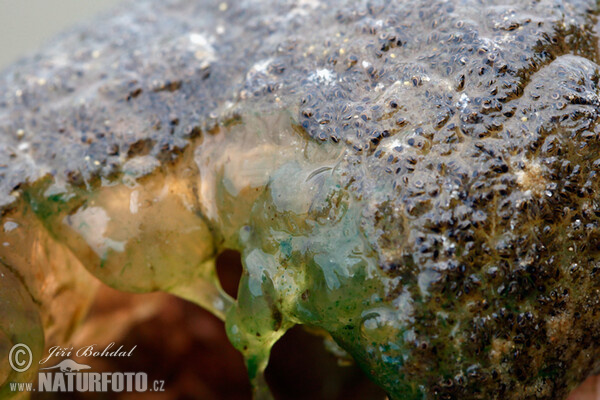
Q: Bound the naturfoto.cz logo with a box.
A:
[7,343,165,394]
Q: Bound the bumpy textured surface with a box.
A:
[1,0,600,399]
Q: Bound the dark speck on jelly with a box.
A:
[1,0,600,399]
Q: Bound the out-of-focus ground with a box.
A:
[0,2,598,399]
[0,0,122,69]
[569,377,600,400]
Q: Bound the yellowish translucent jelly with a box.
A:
[13,111,391,398]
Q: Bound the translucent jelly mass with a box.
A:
[4,0,600,398]
[9,111,410,398]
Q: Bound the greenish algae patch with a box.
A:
[3,0,600,398]
[12,103,600,400]
[16,111,414,398]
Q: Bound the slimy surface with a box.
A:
[2,0,600,399]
